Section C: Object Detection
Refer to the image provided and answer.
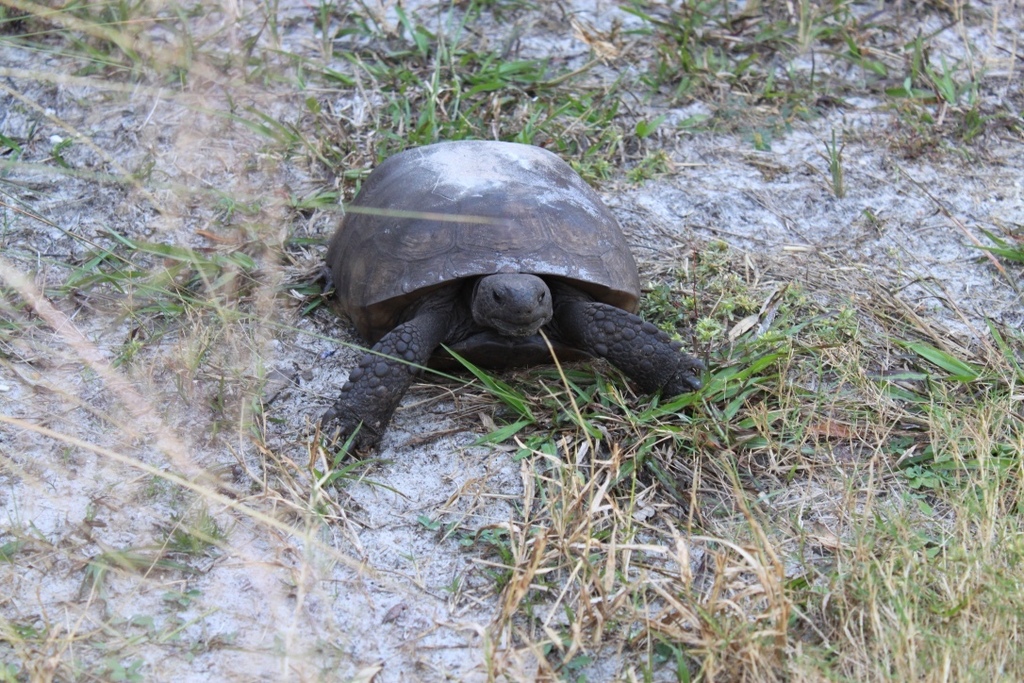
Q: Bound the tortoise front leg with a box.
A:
[322,289,460,450]
[549,284,704,397]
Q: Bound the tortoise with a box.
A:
[322,140,703,448]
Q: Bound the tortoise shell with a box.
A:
[327,140,642,344]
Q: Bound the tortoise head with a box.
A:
[471,273,553,338]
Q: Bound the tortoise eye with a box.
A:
[492,290,503,303]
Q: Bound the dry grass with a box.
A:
[2,0,1023,681]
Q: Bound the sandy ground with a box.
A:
[1,0,1021,680]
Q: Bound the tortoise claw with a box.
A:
[320,404,383,451]
[662,356,705,396]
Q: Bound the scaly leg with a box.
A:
[548,284,703,397]
[322,287,461,449]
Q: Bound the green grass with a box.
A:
[435,276,1023,679]
[1,0,1023,680]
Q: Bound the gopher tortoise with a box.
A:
[323,140,703,448]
